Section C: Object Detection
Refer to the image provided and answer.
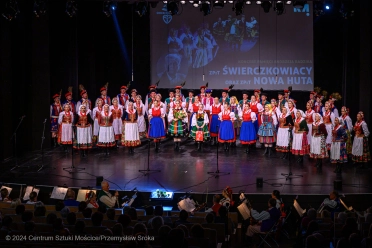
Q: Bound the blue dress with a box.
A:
[148,108,165,139]
[218,111,235,143]
[240,111,257,145]
[258,113,276,144]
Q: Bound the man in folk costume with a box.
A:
[165,89,176,115]
[50,93,63,147]
[203,89,214,117]
[62,90,76,113]
[128,89,138,105]
[76,87,92,113]
[185,90,195,130]
[58,104,74,152]
[199,85,207,102]
[314,94,323,115]
[96,86,111,106]
[145,89,157,116]
[97,181,119,209]
[117,85,129,109]
[322,101,336,152]
[283,89,292,101]
[328,95,339,117]
[219,88,230,105]
[309,91,316,107]
[175,85,185,102]
[340,106,353,155]
[145,84,157,105]
[73,105,93,157]
[277,92,287,110]
[260,92,270,106]
[239,91,250,109]
[351,111,371,166]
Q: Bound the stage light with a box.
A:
[65,0,77,17]
[189,1,194,3]
[2,0,20,21]
[255,1,262,4]
[274,1,284,15]
[285,0,291,4]
[200,2,211,15]
[245,1,252,4]
[163,1,167,3]
[214,0,225,8]
[232,0,244,16]
[293,0,306,9]
[324,0,332,11]
[193,1,200,7]
[135,1,148,17]
[228,0,234,3]
[180,0,186,4]
[33,0,47,18]
[167,1,179,15]
[261,1,272,13]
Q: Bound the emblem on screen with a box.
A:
[293,3,310,16]
[163,14,172,24]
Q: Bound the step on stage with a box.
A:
[1,138,372,196]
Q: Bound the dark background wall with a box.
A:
[0,0,371,161]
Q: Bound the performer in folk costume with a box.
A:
[128,89,138,105]
[253,89,260,102]
[199,85,206,103]
[309,91,316,106]
[170,94,186,109]
[340,106,353,155]
[314,94,323,115]
[260,92,270,106]
[148,100,166,152]
[76,87,92,113]
[291,110,309,164]
[73,105,93,157]
[277,92,287,110]
[62,90,76,113]
[185,90,195,131]
[145,89,157,115]
[110,98,124,147]
[188,95,201,130]
[287,99,297,120]
[203,89,214,114]
[322,101,335,151]
[145,85,157,107]
[239,103,257,153]
[168,100,188,151]
[175,86,185,102]
[220,88,230,105]
[258,104,278,156]
[230,96,241,145]
[190,104,210,151]
[165,89,176,115]
[249,95,264,134]
[276,106,294,158]
[97,104,116,149]
[309,113,328,168]
[96,86,111,106]
[134,95,147,138]
[122,102,141,154]
[330,117,348,172]
[305,101,315,146]
[208,97,223,146]
[328,96,339,117]
[58,104,74,151]
[117,85,129,109]
[91,98,103,144]
[270,99,281,124]
[50,93,62,147]
[239,91,250,108]
[351,111,371,165]
[151,94,167,131]
[218,103,236,152]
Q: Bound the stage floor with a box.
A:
[1,138,372,195]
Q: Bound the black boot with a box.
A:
[211,137,215,146]
[131,147,134,154]
[315,159,320,167]
[333,165,338,173]
[226,143,229,151]
[53,138,58,148]
[280,153,286,159]
[177,142,180,151]
[64,145,68,153]
[155,142,159,152]
[263,147,268,155]
[174,142,178,151]
[245,145,250,154]
[317,159,322,168]
[268,147,272,156]
[297,156,303,164]
[337,164,342,173]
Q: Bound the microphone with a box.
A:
[19,115,26,119]
[43,119,47,123]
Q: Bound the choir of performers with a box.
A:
[190,104,210,151]
[50,94,62,147]
[305,101,315,145]
[168,100,188,151]
[249,95,263,133]
[322,101,336,152]
[351,111,371,165]
[309,113,328,168]
[276,106,294,158]
[110,98,124,147]
[97,104,116,149]
[239,103,257,153]
[73,105,93,156]
[330,117,348,172]
[117,85,129,108]
[92,98,103,144]
[134,95,147,138]
[58,104,74,151]
[291,110,309,164]
[258,104,278,156]
[209,97,223,145]
[148,100,166,152]
[340,106,353,155]
[122,102,141,154]
[218,103,236,152]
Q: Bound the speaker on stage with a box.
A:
[96,176,104,186]
[256,177,263,188]
[334,180,342,190]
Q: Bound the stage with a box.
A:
[2,138,372,198]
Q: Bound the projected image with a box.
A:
[151,3,314,90]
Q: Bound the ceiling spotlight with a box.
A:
[293,0,306,9]
[256,1,262,4]
[201,2,211,15]
[135,1,147,17]
[33,0,47,18]
[274,1,284,15]
[193,2,199,7]
[228,0,234,3]
[214,0,224,8]
[103,1,117,17]
[261,1,272,13]
[189,1,194,3]
[2,0,20,21]
[180,1,186,4]
[245,1,252,4]
[65,0,77,17]
[285,0,291,4]
[167,1,179,15]
[232,0,244,16]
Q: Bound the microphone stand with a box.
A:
[281,125,303,181]
[37,118,55,172]
[139,124,161,176]
[10,116,25,171]
[63,119,85,173]
[208,124,230,178]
